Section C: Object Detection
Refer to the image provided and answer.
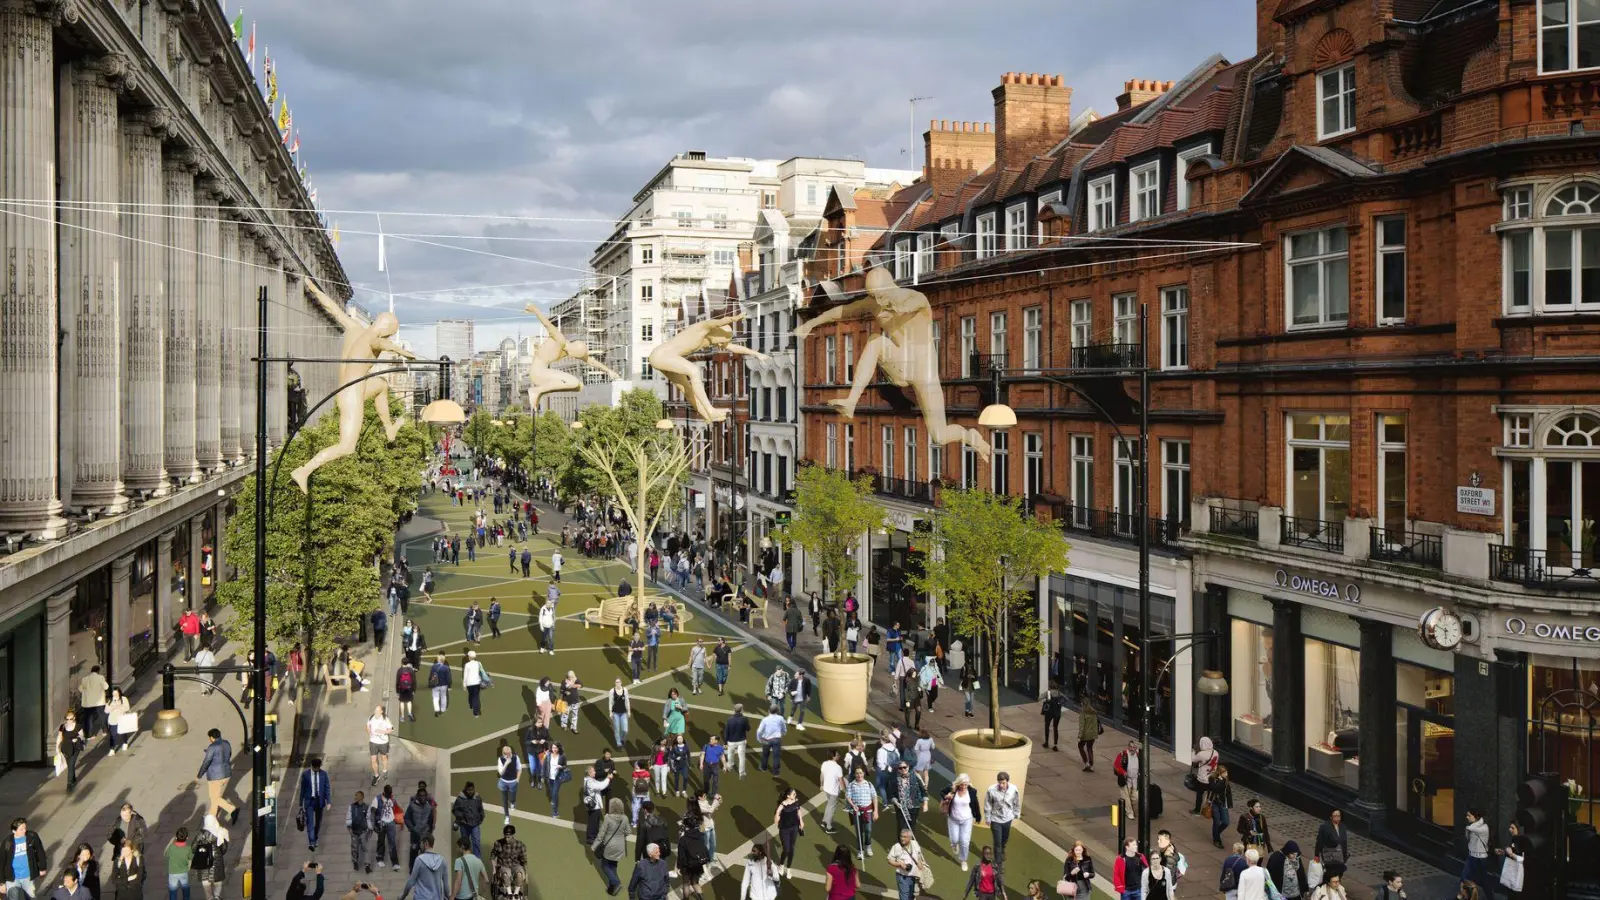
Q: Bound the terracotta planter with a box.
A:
[948,727,1034,818]
[814,652,873,725]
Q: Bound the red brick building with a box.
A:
[798,0,1600,866]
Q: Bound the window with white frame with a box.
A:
[640,280,655,303]
[1162,440,1191,528]
[895,239,913,281]
[843,334,854,381]
[1317,64,1356,139]
[713,248,735,266]
[1114,293,1138,345]
[640,244,655,265]
[1286,413,1352,525]
[1376,216,1407,324]
[1131,162,1160,222]
[989,311,1008,364]
[1286,226,1350,328]
[904,426,918,483]
[915,232,934,277]
[824,336,836,383]
[640,359,655,380]
[962,445,978,490]
[1161,286,1189,370]
[1114,438,1141,535]
[1023,306,1043,372]
[1005,204,1030,251]
[1176,143,1212,211]
[931,321,942,378]
[807,182,818,205]
[992,430,1010,496]
[1541,0,1600,73]
[960,316,977,377]
[941,223,961,262]
[1501,182,1600,314]
[1506,413,1533,448]
[640,318,654,342]
[1024,432,1044,500]
[709,208,728,229]
[1037,191,1062,240]
[673,207,693,227]
[1376,414,1407,539]
[976,212,999,259]
[929,438,943,483]
[882,426,895,479]
[1501,409,1600,570]
[1071,435,1094,526]
[826,423,838,469]
[1089,175,1116,231]
[1071,300,1092,350]
[844,424,855,471]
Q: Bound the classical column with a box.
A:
[44,585,76,754]
[218,210,242,461]
[60,54,130,513]
[155,532,174,653]
[194,181,223,471]
[266,254,287,446]
[109,555,133,689]
[1268,598,1304,775]
[163,151,200,483]
[0,0,66,537]
[189,514,204,608]
[238,234,258,457]
[213,499,228,583]
[121,109,169,495]
[1355,617,1396,820]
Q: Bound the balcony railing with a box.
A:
[1209,506,1260,540]
[1280,515,1345,554]
[1069,342,1143,371]
[870,475,936,505]
[1054,503,1180,549]
[1370,527,1443,569]
[966,352,1007,379]
[1491,545,1600,591]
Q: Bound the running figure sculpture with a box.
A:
[290,281,416,492]
[647,312,767,423]
[794,267,990,460]
[523,303,621,411]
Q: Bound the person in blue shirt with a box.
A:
[755,706,787,776]
[487,600,502,640]
[10,818,49,899]
[886,623,904,674]
[428,655,452,717]
[299,758,332,851]
[645,623,661,673]
[700,737,726,796]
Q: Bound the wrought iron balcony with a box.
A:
[1069,342,1143,371]
[1491,545,1600,591]
[1280,515,1344,554]
[1208,506,1260,540]
[1054,503,1179,549]
[966,352,1007,379]
[1369,527,1443,569]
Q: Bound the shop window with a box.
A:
[1529,662,1600,827]
[1500,410,1600,570]
[1229,619,1274,758]
[1305,638,1360,779]
[1397,661,1456,829]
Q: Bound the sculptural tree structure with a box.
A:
[289,280,416,492]
[576,430,690,620]
[795,267,991,460]
[647,312,768,423]
[524,303,620,412]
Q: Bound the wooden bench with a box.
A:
[583,596,696,634]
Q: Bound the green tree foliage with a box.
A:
[907,488,1071,744]
[218,398,429,663]
[559,389,669,498]
[531,410,573,476]
[776,466,884,657]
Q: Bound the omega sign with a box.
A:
[1274,569,1362,605]
[1504,617,1600,643]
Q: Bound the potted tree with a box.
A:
[776,465,885,724]
[909,488,1071,800]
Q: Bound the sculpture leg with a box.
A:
[904,343,991,462]
[657,356,725,423]
[372,383,404,442]
[826,336,883,419]
[528,371,581,415]
[290,385,365,492]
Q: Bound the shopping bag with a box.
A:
[53,751,66,778]
[116,712,139,735]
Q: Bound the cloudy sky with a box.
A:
[252,0,1253,355]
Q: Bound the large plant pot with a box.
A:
[948,728,1034,820]
[814,652,874,725]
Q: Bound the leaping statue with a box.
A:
[290,281,416,492]
[524,303,621,411]
[794,267,990,460]
[648,312,768,423]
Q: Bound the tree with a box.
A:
[575,425,688,617]
[530,410,572,476]
[908,488,1071,745]
[775,466,884,659]
[558,389,668,498]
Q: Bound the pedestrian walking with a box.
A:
[507,547,516,574]
[898,669,923,732]
[404,784,436,871]
[773,788,806,878]
[463,651,487,718]
[645,622,661,672]
[299,757,332,851]
[403,622,425,669]
[628,634,645,685]
[667,734,691,798]
[688,640,707,695]
[1078,705,1101,770]
[487,599,502,640]
[756,705,786,775]
[964,846,1001,900]
[550,550,562,583]
[1463,808,1491,891]
[108,803,149,857]
[984,772,1021,868]
[628,842,671,900]
[1040,686,1065,751]
[194,729,238,824]
[825,847,860,900]
[559,671,583,733]
[712,638,732,696]
[739,842,780,900]
[942,774,983,870]
[1314,808,1350,880]
[347,790,376,874]
[889,759,927,834]
[724,704,749,779]
[845,767,879,860]
[588,798,630,896]
[1209,764,1235,848]
[163,830,193,900]
[494,745,520,824]
[68,843,98,900]
[396,663,418,722]
[107,840,144,900]
[581,766,612,844]
[537,601,555,653]
[367,706,394,786]
[464,604,482,644]
[887,830,932,900]
[371,609,389,651]
[1114,742,1140,821]
[451,783,485,857]
[401,836,447,900]
[542,743,570,816]
[428,654,452,716]
[78,666,108,742]
[448,839,486,900]
[1267,841,1308,900]
[1238,798,1273,855]
[1191,736,1221,814]
[1061,841,1096,899]
[782,599,803,651]
[608,679,630,746]
[790,667,811,729]
[519,549,530,578]
[179,610,202,661]
[1112,837,1147,900]
[191,816,228,900]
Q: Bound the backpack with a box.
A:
[397,668,416,692]
[1219,859,1239,892]
[191,840,215,871]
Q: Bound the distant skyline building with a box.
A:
[435,319,476,403]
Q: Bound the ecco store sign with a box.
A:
[1274,569,1362,604]
[1504,617,1600,643]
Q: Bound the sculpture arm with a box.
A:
[793,299,871,337]
[375,338,417,359]
[725,344,769,361]
[584,359,622,380]
[304,279,355,329]
[525,304,565,344]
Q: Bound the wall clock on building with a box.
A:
[1418,606,1464,651]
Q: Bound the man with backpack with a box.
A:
[373,785,403,872]
[1114,741,1140,820]
[347,790,377,874]
[1041,687,1065,751]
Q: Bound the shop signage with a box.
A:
[890,511,921,533]
[1456,486,1496,516]
[1504,617,1600,643]
[1273,568,1362,604]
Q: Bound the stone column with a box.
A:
[0,0,67,537]
[194,181,223,471]
[155,532,174,653]
[1268,598,1304,775]
[267,257,288,446]
[121,109,169,495]
[213,499,228,582]
[163,151,200,483]
[1355,617,1396,820]
[189,514,205,609]
[218,210,242,461]
[109,555,133,689]
[60,54,130,513]
[239,234,258,457]
[44,585,76,753]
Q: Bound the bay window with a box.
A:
[1501,182,1600,314]
[1500,409,1600,572]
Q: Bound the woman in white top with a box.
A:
[738,841,779,900]
[535,678,554,729]
[1497,822,1526,896]
[942,773,983,871]
[1190,735,1219,815]
[464,650,487,718]
[105,688,133,754]
[1237,849,1269,900]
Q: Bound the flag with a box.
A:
[309,188,319,206]
[230,9,244,41]
[265,55,277,105]
[246,22,255,70]
[331,223,340,246]
[277,100,291,141]
[289,130,299,156]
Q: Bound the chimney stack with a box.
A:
[923,119,996,198]
[992,72,1072,173]
[1115,79,1175,112]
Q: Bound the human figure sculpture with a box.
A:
[523,303,620,411]
[648,312,767,423]
[794,267,990,460]
[289,281,416,492]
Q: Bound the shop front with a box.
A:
[867,510,930,632]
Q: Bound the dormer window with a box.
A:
[1541,0,1600,73]
[1130,162,1160,222]
[1088,175,1116,232]
[976,213,999,259]
[1316,64,1356,139]
[1004,204,1029,251]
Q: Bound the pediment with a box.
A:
[1239,145,1379,207]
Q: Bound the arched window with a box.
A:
[1546,413,1600,448]
[1546,183,1600,217]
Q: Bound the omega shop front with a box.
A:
[1493,612,1600,832]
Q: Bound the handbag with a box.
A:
[554,699,569,716]
[295,806,306,832]
[117,712,140,734]
[1202,799,1213,818]
[1056,880,1077,897]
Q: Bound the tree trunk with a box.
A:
[988,632,1003,745]
[635,446,649,621]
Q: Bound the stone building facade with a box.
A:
[799,0,1600,870]
[0,0,348,772]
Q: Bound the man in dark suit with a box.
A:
[300,757,333,851]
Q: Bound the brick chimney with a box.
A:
[922,119,996,197]
[992,72,1072,173]
[1115,79,1175,111]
